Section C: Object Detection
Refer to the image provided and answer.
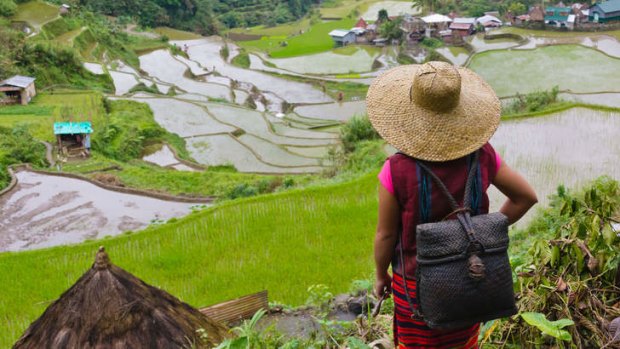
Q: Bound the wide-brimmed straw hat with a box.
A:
[366,61,501,162]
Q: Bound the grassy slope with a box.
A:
[238,18,356,58]
[155,27,203,40]
[0,171,378,347]
[11,0,59,31]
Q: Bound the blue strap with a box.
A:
[416,162,431,224]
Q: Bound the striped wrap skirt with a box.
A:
[392,273,480,349]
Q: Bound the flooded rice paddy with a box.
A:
[295,101,367,121]
[143,144,198,171]
[469,45,620,97]
[265,48,381,75]
[488,108,620,223]
[0,171,194,251]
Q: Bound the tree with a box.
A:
[507,1,527,15]
[411,0,438,13]
[377,9,388,23]
[0,0,17,17]
[379,17,404,41]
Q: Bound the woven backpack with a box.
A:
[398,151,517,330]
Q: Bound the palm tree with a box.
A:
[412,0,439,13]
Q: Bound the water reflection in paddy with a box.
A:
[178,38,333,104]
[265,48,380,75]
[295,101,367,121]
[488,108,620,224]
[0,171,194,251]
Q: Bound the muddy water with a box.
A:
[469,35,520,52]
[488,108,620,224]
[139,50,231,101]
[186,134,324,173]
[436,47,469,66]
[109,71,139,96]
[0,171,193,251]
[178,38,333,104]
[83,62,105,75]
[295,101,367,121]
[143,144,179,167]
[128,96,236,137]
[266,48,380,75]
[560,92,620,108]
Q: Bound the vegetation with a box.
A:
[0,125,47,188]
[0,170,379,347]
[231,51,251,68]
[488,177,620,348]
[378,17,404,41]
[503,86,561,115]
[238,18,356,58]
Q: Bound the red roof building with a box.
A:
[355,18,368,29]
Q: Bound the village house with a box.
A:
[573,3,590,23]
[590,0,620,23]
[477,14,503,28]
[545,6,574,28]
[449,17,476,38]
[328,29,356,46]
[421,13,452,38]
[0,76,36,106]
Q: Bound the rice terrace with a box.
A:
[0,0,619,347]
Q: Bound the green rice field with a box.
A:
[469,45,620,97]
[154,27,203,40]
[0,172,378,347]
[11,0,59,31]
[238,18,356,58]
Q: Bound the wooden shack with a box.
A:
[0,76,36,106]
[53,121,93,158]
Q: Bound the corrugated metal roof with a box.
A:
[596,0,620,13]
[0,75,36,88]
[449,22,473,30]
[329,29,353,38]
[53,122,93,135]
[453,17,476,24]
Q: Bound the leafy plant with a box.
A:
[520,312,574,342]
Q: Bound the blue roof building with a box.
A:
[590,0,620,22]
[53,121,93,135]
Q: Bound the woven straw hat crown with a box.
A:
[411,62,461,112]
[366,61,501,162]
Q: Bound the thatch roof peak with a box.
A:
[14,248,229,349]
[94,246,110,270]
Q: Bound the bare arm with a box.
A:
[493,159,538,225]
[374,185,400,297]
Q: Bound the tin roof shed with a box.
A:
[0,76,36,89]
[53,121,93,135]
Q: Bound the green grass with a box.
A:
[468,45,620,97]
[154,27,203,40]
[11,0,59,30]
[231,52,251,68]
[0,171,379,347]
[238,18,357,58]
[228,18,312,37]
[53,26,85,44]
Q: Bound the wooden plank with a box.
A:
[200,290,268,325]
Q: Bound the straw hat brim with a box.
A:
[366,64,501,162]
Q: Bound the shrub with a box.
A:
[340,114,380,153]
[0,0,16,17]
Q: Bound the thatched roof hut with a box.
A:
[14,247,229,348]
